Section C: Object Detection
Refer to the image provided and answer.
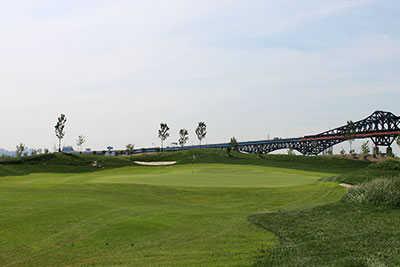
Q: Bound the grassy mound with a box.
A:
[344,178,400,208]
[132,149,368,173]
[325,158,400,185]
[0,153,133,177]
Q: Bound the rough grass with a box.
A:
[344,178,400,208]
[251,158,400,266]
[324,158,400,185]
[250,202,400,266]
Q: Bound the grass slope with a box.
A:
[132,149,369,173]
[326,159,400,185]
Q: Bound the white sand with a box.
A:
[134,161,177,166]
[339,183,357,189]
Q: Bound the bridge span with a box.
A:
[132,110,400,156]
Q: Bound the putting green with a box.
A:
[81,163,333,188]
[6,164,334,188]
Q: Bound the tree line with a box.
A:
[158,122,207,151]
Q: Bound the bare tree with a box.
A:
[55,114,67,152]
[178,129,189,147]
[16,143,26,158]
[126,144,135,155]
[195,122,207,146]
[361,140,370,157]
[76,135,86,152]
[158,123,170,151]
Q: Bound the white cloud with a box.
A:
[0,0,397,150]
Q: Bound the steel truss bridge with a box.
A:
[129,110,400,156]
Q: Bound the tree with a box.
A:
[76,135,86,152]
[361,141,370,157]
[345,120,356,153]
[226,146,232,156]
[397,136,400,150]
[288,148,295,156]
[227,137,239,157]
[158,123,170,151]
[55,114,67,152]
[340,148,346,156]
[195,122,207,146]
[16,143,26,158]
[107,146,114,155]
[126,144,135,155]
[230,137,239,152]
[178,129,189,147]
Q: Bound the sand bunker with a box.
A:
[134,161,177,166]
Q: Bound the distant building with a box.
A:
[62,146,75,154]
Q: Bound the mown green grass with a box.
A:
[0,151,361,266]
[85,164,334,188]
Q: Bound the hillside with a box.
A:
[0,149,370,178]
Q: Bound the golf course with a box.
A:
[1,150,400,266]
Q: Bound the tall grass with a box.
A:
[344,178,400,208]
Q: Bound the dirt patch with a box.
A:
[339,183,357,189]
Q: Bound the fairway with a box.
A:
[0,154,351,266]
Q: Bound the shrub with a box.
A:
[344,178,400,208]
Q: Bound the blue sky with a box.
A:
[0,0,399,152]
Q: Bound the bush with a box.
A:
[344,178,400,208]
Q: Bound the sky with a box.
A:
[0,0,399,152]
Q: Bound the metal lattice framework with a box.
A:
[237,110,400,155]
[110,110,400,156]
